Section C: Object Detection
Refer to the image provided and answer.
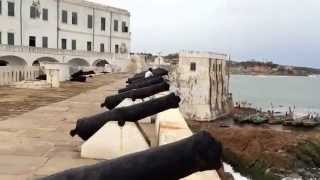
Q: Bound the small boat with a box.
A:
[268,115,284,124]
[251,114,268,124]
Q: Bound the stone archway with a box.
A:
[68,58,90,67]
[0,56,28,66]
[32,57,60,66]
[0,60,8,66]
[92,59,109,67]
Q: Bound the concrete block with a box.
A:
[156,108,220,180]
[81,122,150,160]
[81,98,150,160]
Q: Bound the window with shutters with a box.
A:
[101,17,106,31]
[100,43,105,52]
[115,44,119,53]
[62,10,67,23]
[88,15,93,29]
[87,41,92,51]
[42,37,48,48]
[8,2,14,16]
[7,32,14,45]
[61,39,67,49]
[114,20,118,32]
[72,40,76,50]
[72,12,77,25]
[42,8,48,21]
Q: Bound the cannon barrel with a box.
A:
[43,131,223,180]
[101,82,170,110]
[71,93,180,141]
[127,68,168,84]
[119,76,164,93]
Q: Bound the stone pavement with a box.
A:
[0,74,131,180]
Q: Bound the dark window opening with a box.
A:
[87,41,92,51]
[7,32,14,45]
[101,17,106,31]
[72,12,77,25]
[88,15,93,29]
[0,60,8,66]
[0,32,2,44]
[8,2,14,16]
[122,22,128,33]
[100,43,105,52]
[42,8,48,20]
[72,40,76,50]
[29,36,36,47]
[115,44,119,53]
[0,1,2,15]
[190,62,196,71]
[114,20,118,32]
[62,10,67,23]
[42,36,48,48]
[61,39,67,49]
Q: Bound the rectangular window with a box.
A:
[8,2,14,16]
[115,44,119,53]
[190,62,196,71]
[87,41,92,51]
[62,10,67,23]
[61,39,67,49]
[100,43,105,52]
[30,6,36,18]
[42,8,48,21]
[88,15,93,29]
[114,20,118,32]
[7,32,14,45]
[29,36,36,47]
[0,1,2,15]
[72,12,77,25]
[101,17,106,31]
[0,32,2,44]
[72,40,76,50]
[42,37,48,48]
[122,22,128,33]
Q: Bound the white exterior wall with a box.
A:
[0,0,130,54]
[0,0,22,45]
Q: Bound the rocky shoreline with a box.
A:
[187,108,320,180]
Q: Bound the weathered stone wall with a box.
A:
[174,52,233,121]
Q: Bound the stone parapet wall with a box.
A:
[0,66,40,86]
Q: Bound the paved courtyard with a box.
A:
[0,73,134,179]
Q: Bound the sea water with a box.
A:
[230,75,320,114]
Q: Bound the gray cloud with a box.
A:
[89,0,320,68]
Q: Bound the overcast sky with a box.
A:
[89,0,320,68]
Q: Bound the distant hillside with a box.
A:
[229,61,320,76]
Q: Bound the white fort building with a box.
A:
[0,0,130,68]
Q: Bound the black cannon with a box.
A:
[70,93,180,141]
[101,82,170,110]
[119,76,164,93]
[127,68,168,84]
[43,131,223,180]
